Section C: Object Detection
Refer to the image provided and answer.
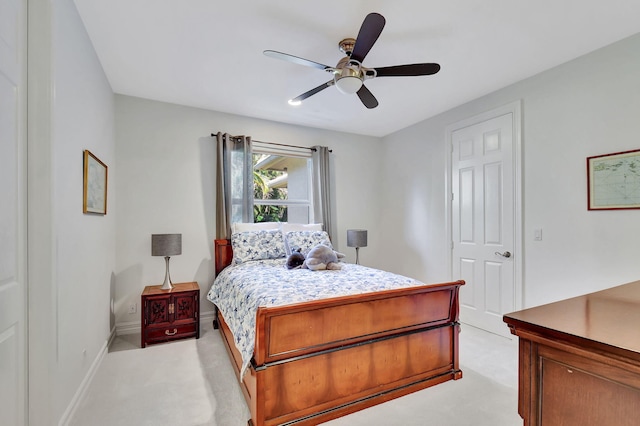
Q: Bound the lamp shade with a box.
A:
[151,234,182,256]
[347,229,367,248]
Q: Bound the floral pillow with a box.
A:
[284,230,333,256]
[231,229,286,264]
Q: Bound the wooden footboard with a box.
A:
[215,280,464,426]
[213,239,464,425]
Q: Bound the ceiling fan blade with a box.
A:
[264,50,332,71]
[350,13,386,64]
[375,63,441,77]
[356,85,379,109]
[290,80,334,103]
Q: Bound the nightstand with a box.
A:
[141,281,200,348]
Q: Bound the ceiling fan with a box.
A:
[264,12,440,109]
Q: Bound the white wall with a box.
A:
[114,95,382,327]
[380,32,640,308]
[28,0,116,423]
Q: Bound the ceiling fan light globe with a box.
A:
[335,75,363,94]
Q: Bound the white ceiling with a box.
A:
[74,0,640,137]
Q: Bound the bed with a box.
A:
[208,234,464,426]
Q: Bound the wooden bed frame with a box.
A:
[212,238,464,426]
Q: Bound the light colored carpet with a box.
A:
[70,324,520,426]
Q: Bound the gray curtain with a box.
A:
[215,133,253,239]
[311,146,333,239]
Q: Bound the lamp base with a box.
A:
[355,247,360,265]
[160,256,173,290]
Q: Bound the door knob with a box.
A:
[495,251,511,258]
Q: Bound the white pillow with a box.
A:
[281,223,323,233]
[232,222,281,234]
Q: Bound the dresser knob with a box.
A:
[165,328,177,336]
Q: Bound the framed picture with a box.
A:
[587,149,640,210]
[83,150,108,214]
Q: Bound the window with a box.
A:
[252,142,313,224]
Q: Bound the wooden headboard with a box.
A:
[214,239,233,276]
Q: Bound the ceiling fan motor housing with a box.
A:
[338,38,356,55]
[334,57,363,94]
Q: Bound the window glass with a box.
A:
[252,152,312,224]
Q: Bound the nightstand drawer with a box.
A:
[145,323,197,343]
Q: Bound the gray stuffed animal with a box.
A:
[303,244,345,271]
[285,248,305,269]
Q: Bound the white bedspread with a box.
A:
[207,258,423,378]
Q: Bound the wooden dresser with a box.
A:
[503,280,640,426]
[141,281,200,348]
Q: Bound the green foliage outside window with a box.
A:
[253,157,288,223]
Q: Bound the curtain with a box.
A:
[215,133,253,239]
[312,145,333,239]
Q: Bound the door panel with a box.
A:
[484,261,503,315]
[459,258,476,308]
[452,113,514,337]
[0,0,27,424]
[459,168,474,242]
[484,162,502,244]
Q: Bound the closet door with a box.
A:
[450,105,520,338]
[0,0,28,424]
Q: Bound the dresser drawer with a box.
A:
[145,323,197,343]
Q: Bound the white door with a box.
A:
[450,106,520,338]
[0,0,27,424]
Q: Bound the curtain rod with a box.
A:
[210,133,332,153]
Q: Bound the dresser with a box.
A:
[503,280,640,426]
[141,281,200,348]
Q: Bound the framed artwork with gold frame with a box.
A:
[587,148,640,210]
[83,150,108,214]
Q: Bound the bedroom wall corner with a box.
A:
[49,0,117,424]
[380,32,640,310]
[113,95,384,331]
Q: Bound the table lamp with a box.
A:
[151,233,182,290]
[347,229,367,265]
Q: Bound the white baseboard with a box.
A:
[115,319,139,335]
[61,312,217,425]
[115,310,217,336]
[58,329,113,426]
[107,325,117,347]
[200,310,216,328]
[200,311,216,336]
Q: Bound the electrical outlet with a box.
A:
[128,303,137,314]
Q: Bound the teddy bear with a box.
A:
[285,248,306,269]
[303,243,345,271]
[285,244,345,271]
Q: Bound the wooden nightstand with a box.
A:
[141,281,200,348]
